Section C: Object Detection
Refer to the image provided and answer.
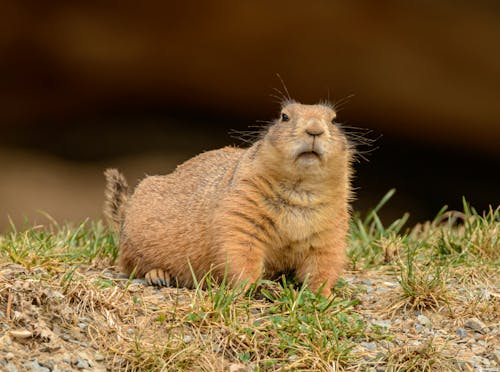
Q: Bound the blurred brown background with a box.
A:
[1,1,499,231]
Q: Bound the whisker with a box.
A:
[276,73,291,101]
[335,121,380,162]
[271,88,288,102]
[228,116,276,146]
[253,120,275,126]
[332,93,355,112]
[269,93,286,105]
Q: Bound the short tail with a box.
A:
[103,168,129,230]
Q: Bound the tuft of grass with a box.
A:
[349,189,410,268]
[383,338,453,371]
[434,201,499,263]
[393,242,451,312]
[0,220,118,272]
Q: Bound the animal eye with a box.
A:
[281,113,289,122]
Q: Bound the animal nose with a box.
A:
[305,123,325,137]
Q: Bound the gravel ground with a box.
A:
[0,264,499,371]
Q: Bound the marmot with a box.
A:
[104,101,353,296]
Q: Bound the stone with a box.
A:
[78,323,88,330]
[38,360,55,370]
[75,359,91,369]
[382,281,398,287]
[417,314,432,328]
[5,363,18,372]
[9,329,33,339]
[24,360,50,372]
[491,349,500,364]
[371,319,391,329]
[379,340,394,349]
[464,318,487,333]
[456,328,467,338]
[360,341,377,351]
[479,290,491,300]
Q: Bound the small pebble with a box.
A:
[5,352,14,360]
[491,349,500,364]
[76,359,90,369]
[470,344,486,354]
[24,360,49,372]
[371,319,391,329]
[360,341,377,351]
[183,335,192,343]
[479,290,491,300]
[417,314,432,328]
[78,323,88,330]
[9,329,33,339]
[5,363,18,372]
[415,324,424,332]
[456,328,467,338]
[464,318,487,333]
[95,353,105,361]
[379,340,394,349]
[38,360,54,370]
[382,281,397,287]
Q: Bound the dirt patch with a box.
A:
[1,262,498,371]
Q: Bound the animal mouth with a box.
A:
[297,150,322,161]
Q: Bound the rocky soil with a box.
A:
[1,263,499,371]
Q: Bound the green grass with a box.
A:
[0,192,498,371]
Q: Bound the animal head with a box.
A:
[260,101,351,180]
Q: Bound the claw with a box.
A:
[145,268,171,287]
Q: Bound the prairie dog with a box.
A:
[104,101,353,296]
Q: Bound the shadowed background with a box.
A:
[1,1,499,230]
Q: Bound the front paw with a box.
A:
[145,268,171,287]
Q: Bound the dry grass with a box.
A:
[0,196,499,371]
[383,338,453,372]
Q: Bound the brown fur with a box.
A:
[103,169,129,231]
[104,102,353,296]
